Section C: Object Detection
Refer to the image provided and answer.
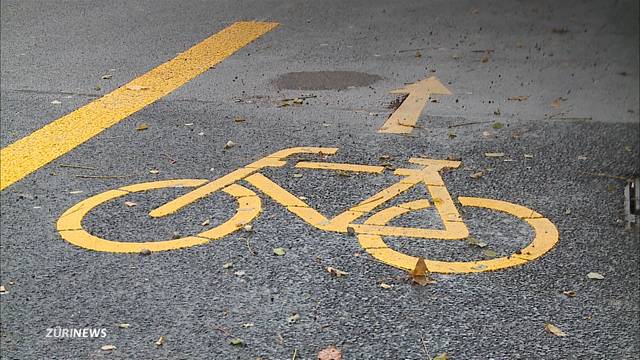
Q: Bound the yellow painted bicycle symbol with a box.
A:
[57,147,558,273]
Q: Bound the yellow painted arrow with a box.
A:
[378,76,452,134]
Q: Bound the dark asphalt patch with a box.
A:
[273,71,382,90]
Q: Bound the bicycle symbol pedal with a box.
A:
[57,147,559,273]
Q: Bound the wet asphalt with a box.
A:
[1,0,639,359]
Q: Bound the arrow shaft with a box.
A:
[379,92,430,134]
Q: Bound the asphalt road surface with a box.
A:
[1,0,639,359]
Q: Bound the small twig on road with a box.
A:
[292,348,298,360]
[162,153,177,164]
[398,47,426,53]
[244,236,256,256]
[420,336,431,359]
[59,164,97,170]
[212,325,232,338]
[578,172,630,181]
[447,120,493,128]
[75,174,128,179]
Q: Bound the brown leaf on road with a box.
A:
[562,290,577,298]
[508,96,529,101]
[318,346,342,360]
[433,354,449,360]
[470,171,484,179]
[551,97,567,108]
[410,258,436,286]
[545,323,567,337]
[135,123,149,131]
[101,345,116,351]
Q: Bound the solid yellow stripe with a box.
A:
[0,21,278,190]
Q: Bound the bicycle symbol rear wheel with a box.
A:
[57,179,261,253]
[356,196,559,273]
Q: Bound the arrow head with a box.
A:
[390,76,452,96]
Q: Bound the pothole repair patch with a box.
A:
[273,71,382,90]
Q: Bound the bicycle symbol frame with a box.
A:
[57,147,559,273]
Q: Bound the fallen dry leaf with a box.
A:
[224,140,236,149]
[508,96,529,101]
[545,323,567,337]
[273,247,286,256]
[318,346,342,360]
[287,313,300,323]
[467,236,488,248]
[379,283,392,289]
[124,201,137,207]
[136,123,149,131]
[234,270,246,277]
[242,323,254,328]
[326,266,348,277]
[587,272,604,280]
[410,258,436,286]
[201,219,210,226]
[149,169,160,174]
[234,116,246,122]
[562,290,577,298]
[223,262,233,269]
[293,174,303,178]
[101,74,113,80]
[155,336,165,347]
[433,354,449,360]
[243,224,253,232]
[117,323,130,329]
[229,338,245,347]
[492,122,504,129]
[551,97,567,108]
[0,285,6,294]
[470,171,485,179]
[101,345,116,351]
[482,249,498,258]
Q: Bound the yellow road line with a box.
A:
[0,21,278,190]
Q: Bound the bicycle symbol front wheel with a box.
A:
[57,179,261,253]
[356,196,559,273]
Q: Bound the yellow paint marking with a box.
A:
[356,196,559,273]
[0,21,278,190]
[55,147,559,273]
[56,181,261,252]
[397,199,431,210]
[378,77,452,134]
[295,162,385,174]
[265,147,339,159]
[150,167,258,217]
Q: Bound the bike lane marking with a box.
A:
[378,76,452,134]
[0,21,278,191]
